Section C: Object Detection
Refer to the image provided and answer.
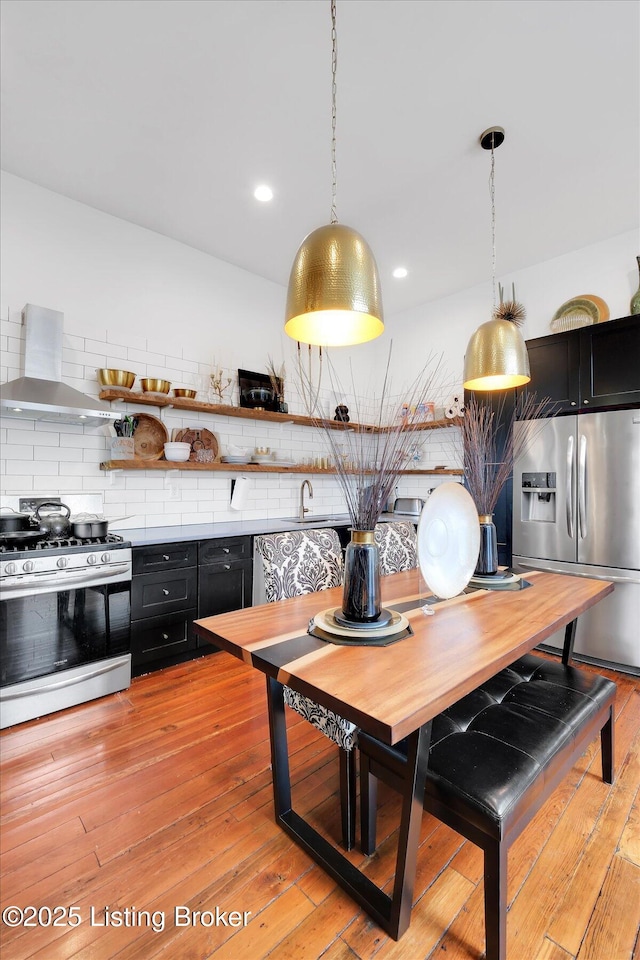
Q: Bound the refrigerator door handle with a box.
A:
[578,433,587,540]
[566,434,575,538]
[517,560,640,585]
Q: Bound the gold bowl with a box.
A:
[140,378,171,394]
[97,368,136,389]
[173,388,197,399]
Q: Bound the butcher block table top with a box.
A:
[194,568,613,745]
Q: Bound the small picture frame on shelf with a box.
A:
[238,369,281,412]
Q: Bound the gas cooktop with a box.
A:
[0,533,127,555]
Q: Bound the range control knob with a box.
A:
[87,554,97,565]
[57,557,69,569]
[5,562,17,575]
[23,560,35,573]
[101,552,111,563]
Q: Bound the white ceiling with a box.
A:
[1,0,638,317]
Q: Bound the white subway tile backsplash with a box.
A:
[126,347,167,367]
[7,459,59,476]
[1,323,457,528]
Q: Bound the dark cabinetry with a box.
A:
[521,315,640,413]
[131,536,252,675]
[197,537,253,652]
[131,542,198,675]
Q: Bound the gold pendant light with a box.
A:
[463,128,531,391]
[284,0,384,347]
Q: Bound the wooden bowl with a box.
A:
[133,414,169,459]
[173,388,197,399]
[97,368,136,389]
[140,378,171,394]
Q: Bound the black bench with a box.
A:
[358,651,616,960]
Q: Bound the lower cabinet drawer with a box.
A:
[131,609,197,666]
[131,567,197,619]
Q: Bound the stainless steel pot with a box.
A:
[35,501,72,538]
[0,508,34,533]
[71,514,109,539]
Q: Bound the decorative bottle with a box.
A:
[631,256,640,315]
[475,514,498,576]
[341,531,381,623]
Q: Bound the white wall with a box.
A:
[1,173,635,530]
[390,230,639,385]
[0,174,451,527]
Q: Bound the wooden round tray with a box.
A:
[175,427,218,462]
[133,413,168,460]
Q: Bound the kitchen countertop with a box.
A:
[114,513,419,547]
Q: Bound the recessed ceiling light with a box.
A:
[392,267,408,279]
[254,185,274,202]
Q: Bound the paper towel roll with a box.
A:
[230,476,250,511]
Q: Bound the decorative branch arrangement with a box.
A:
[296,343,324,416]
[300,347,444,530]
[461,393,554,515]
[209,365,232,403]
[266,356,285,401]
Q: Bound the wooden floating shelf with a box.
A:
[100,459,463,476]
[98,388,461,433]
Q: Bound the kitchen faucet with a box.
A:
[299,479,313,521]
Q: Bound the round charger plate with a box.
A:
[550,295,609,332]
[470,571,520,585]
[312,607,408,640]
[333,607,393,629]
[417,483,480,599]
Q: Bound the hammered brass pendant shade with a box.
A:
[285,223,384,346]
[463,126,531,391]
[463,317,531,391]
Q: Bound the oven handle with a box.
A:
[0,656,132,701]
[0,563,131,600]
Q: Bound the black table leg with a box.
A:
[562,618,577,665]
[265,675,431,940]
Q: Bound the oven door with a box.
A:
[0,581,131,728]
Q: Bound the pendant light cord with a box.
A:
[489,138,497,311]
[330,0,338,224]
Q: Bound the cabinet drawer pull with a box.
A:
[162,633,169,640]
[163,555,170,561]
[223,547,230,553]
[162,588,170,595]
[223,564,231,570]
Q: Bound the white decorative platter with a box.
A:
[417,483,480,599]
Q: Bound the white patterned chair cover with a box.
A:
[374,520,418,576]
[254,530,358,753]
[255,528,344,604]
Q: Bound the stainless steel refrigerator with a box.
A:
[512,408,640,674]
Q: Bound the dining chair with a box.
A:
[254,528,358,849]
[374,520,418,576]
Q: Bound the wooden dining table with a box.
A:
[194,567,613,940]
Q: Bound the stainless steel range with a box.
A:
[0,528,132,729]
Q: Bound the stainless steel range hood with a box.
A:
[0,305,113,426]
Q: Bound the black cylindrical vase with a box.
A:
[475,514,498,575]
[341,530,381,623]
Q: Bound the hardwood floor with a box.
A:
[1,650,639,960]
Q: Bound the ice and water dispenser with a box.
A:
[520,472,557,523]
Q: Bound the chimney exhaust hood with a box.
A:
[0,305,114,426]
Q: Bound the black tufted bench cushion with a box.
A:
[358,653,616,960]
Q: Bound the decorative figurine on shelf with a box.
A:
[334,404,350,422]
[209,364,232,404]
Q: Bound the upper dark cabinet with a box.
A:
[580,315,640,408]
[522,330,581,413]
[519,315,640,413]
